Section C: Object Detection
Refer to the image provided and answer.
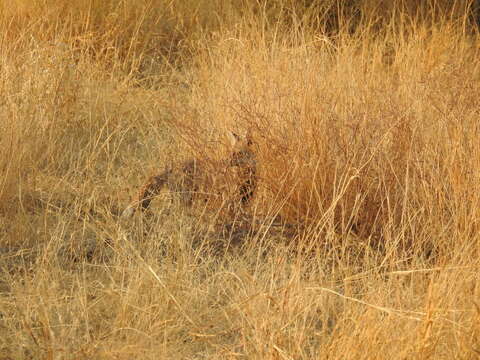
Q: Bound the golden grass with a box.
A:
[1,1,480,359]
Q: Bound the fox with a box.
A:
[121,131,256,218]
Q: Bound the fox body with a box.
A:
[122,132,256,218]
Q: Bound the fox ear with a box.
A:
[245,130,253,146]
[227,131,241,146]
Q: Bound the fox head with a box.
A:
[227,131,256,204]
[227,131,255,168]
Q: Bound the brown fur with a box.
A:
[122,132,256,218]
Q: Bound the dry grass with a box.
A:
[1,1,480,359]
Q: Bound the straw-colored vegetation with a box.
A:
[1,0,480,358]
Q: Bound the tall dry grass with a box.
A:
[1,1,480,359]
[181,21,480,254]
